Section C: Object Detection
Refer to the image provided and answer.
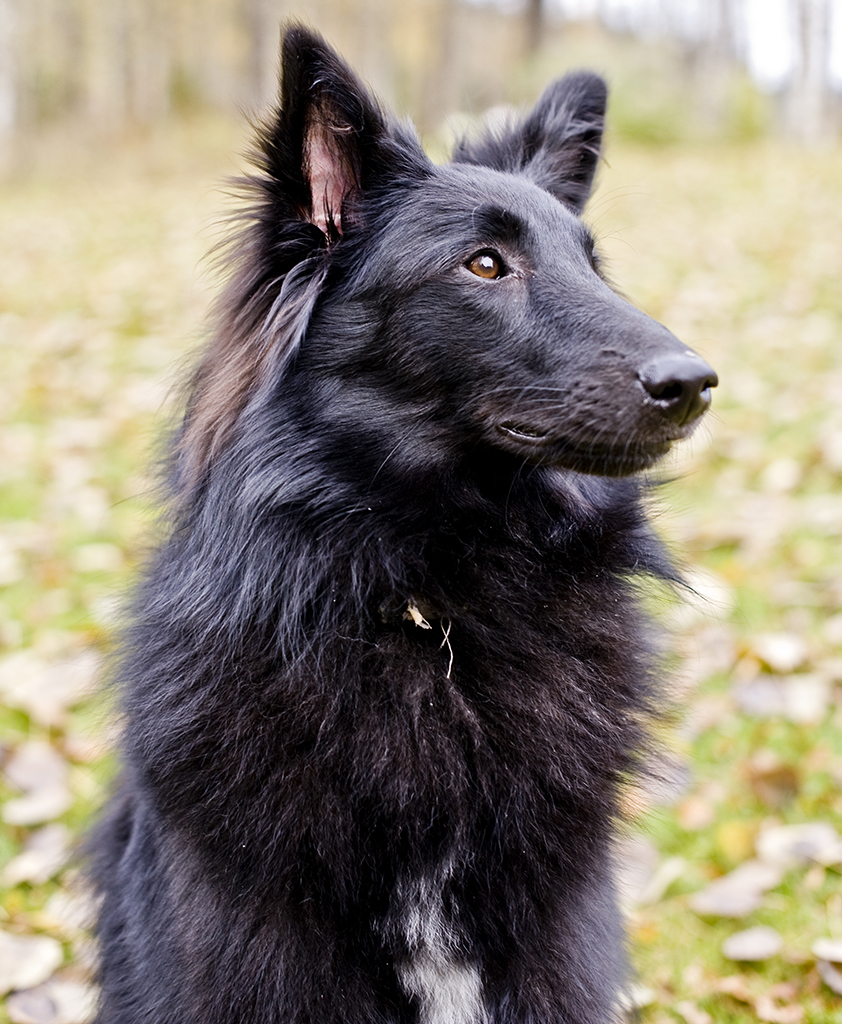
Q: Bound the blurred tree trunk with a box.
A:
[690,0,739,132]
[418,0,458,131]
[84,0,129,128]
[130,0,172,122]
[245,0,280,111]
[82,0,174,129]
[355,0,395,104]
[0,0,16,140]
[525,0,545,55]
[786,0,834,143]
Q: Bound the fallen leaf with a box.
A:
[804,863,826,890]
[781,674,832,725]
[3,789,74,828]
[690,860,783,918]
[734,676,787,717]
[0,931,63,997]
[4,741,67,792]
[616,983,656,1011]
[0,650,100,728]
[756,822,841,868]
[759,458,801,494]
[732,672,828,721]
[2,824,70,886]
[638,856,687,906]
[716,975,752,1001]
[817,959,842,995]
[823,614,842,647]
[722,926,783,962]
[674,1000,713,1024]
[677,794,717,830]
[767,984,799,1002]
[6,976,96,1024]
[745,751,799,808]
[37,888,97,938]
[683,963,705,989]
[812,938,842,962]
[716,976,803,1022]
[0,535,24,585]
[690,882,763,918]
[3,741,72,826]
[754,994,803,1023]
[751,633,809,674]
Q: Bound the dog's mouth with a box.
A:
[494,421,674,476]
[499,421,550,442]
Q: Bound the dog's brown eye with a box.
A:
[467,252,504,279]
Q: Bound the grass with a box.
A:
[2,117,842,1022]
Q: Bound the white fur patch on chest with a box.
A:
[396,875,487,1024]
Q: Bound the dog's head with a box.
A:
[183,26,716,486]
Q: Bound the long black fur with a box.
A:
[90,26,716,1024]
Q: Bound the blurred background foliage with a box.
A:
[3,1,842,1023]
[0,0,841,152]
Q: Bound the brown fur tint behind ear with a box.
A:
[174,26,428,491]
[174,28,374,489]
[176,257,328,491]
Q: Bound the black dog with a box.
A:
[91,26,716,1024]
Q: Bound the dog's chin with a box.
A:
[495,422,673,477]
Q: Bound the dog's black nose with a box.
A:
[638,351,718,425]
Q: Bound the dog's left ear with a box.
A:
[453,72,607,215]
[262,26,428,241]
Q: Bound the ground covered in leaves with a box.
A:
[2,121,842,1023]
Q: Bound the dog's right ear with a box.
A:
[453,72,607,215]
[260,26,424,242]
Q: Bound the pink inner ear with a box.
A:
[307,125,351,237]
